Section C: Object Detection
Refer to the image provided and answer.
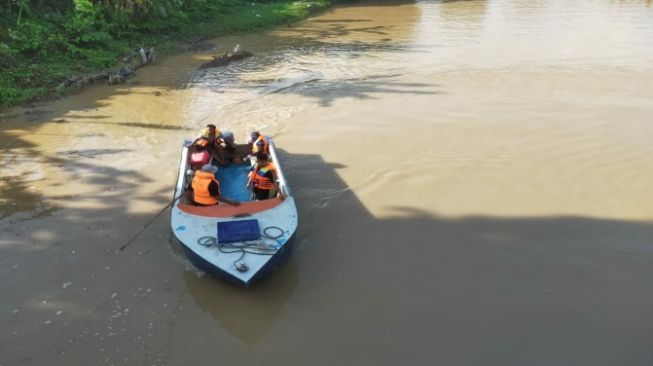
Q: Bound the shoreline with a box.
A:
[0,0,342,111]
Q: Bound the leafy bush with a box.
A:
[0,42,18,67]
[0,86,48,108]
[7,21,51,55]
[1,0,341,109]
[66,0,113,46]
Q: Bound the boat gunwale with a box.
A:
[173,137,292,208]
[176,196,285,218]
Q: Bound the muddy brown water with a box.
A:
[2,0,653,365]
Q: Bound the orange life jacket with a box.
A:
[252,135,269,154]
[195,138,209,148]
[249,163,275,190]
[192,171,220,205]
[200,128,221,144]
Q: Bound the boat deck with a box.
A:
[215,163,254,202]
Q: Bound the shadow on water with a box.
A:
[175,149,653,364]
[191,38,432,94]
[0,0,436,221]
[182,259,299,345]
[273,78,441,107]
[0,145,652,364]
[0,176,59,222]
[39,114,195,131]
[76,120,194,131]
[186,3,434,97]
[0,135,158,225]
[0,127,49,221]
[0,114,186,220]
[60,148,132,158]
[176,149,345,345]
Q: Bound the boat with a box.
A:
[170,137,298,286]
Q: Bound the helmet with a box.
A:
[201,164,218,174]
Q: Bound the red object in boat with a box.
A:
[190,151,210,169]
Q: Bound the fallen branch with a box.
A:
[199,44,253,69]
[55,46,156,92]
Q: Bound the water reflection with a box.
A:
[182,259,298,344]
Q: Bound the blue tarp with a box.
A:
[215,163,253,202]
[217,219,261,243]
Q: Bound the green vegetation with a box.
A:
[0,0,334,109]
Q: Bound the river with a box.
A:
[2,0,653,365]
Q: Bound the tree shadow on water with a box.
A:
[1,4,434,153]
[277,78,441,107]
[181,259,299,345]
[0,111,190,222]
[177,149,653,364]
[1,145,652,364]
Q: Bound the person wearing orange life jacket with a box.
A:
[247,153,284,201]
[250,131,269,155]
[191,164,239,206]
[193,124,221,145]
[195,138,210,149]
[192,124,236,166]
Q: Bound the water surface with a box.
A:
[2,1,653,365]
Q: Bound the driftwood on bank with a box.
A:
[55,46,156,92]
[199,45,253,69]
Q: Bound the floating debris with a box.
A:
[199,45,253,69]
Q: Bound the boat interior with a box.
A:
[176,142,285,217]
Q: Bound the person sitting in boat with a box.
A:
[244,131,269,165]
[250,131,269,155]
[221,130,243,164]
[247,153,283,200]
[191,164,240,206]
[192,124,236,166]
[192,124,220,145]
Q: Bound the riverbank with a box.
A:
[0,0,339,110]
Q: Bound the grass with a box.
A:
[0,0,336,110]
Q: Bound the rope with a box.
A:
[118,144,188,253]
[117,199,175,252]
[196,226,285,272]
[263,226,284,240]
